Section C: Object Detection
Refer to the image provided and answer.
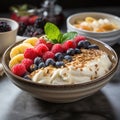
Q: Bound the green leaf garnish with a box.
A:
[61,32,78,43]
[45,22,61,41]
[44,22,78,43]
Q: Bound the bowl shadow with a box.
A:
[6,91,115,120]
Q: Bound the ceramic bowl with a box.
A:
[0,18,19,55]
[2,38,118,103]
[67,12,120,46]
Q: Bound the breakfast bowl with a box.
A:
[0,18,19,55]
[67,12,120,46]
[2,35,118,103]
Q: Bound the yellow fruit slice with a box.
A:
[10,43,33,59]
[85,17,96,23]
[9,54,24,69]
[23,37,38,46]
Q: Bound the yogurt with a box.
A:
[30,49,112,85]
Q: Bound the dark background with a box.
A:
[0,0,120,13]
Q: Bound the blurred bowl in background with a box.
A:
[67,12,120,45]
[0,18,19,55]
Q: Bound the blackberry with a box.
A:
[0,21,11,32]
[23,25,35,37]
[33,28,43,36]
[17,22,27,36]
[34,17,46,29]
[17,16,46,37]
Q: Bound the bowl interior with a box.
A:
[0,18,19,32]
[2,37,118,88]
[67,12,120,33]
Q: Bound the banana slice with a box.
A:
[23,37,38,46]
[10,43,33,59]
[9,54,24,69]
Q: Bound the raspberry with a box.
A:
[43,51,55,61]
[35,43,49,56]
[51,44,64,54]
[73,35,86,45]
[46,42,53,50]
[22,58,33,70]
[62,40,76,51]
[11,63,27,76]
[36,38,47,46]
[36,38,53,50]
[24,48,38,60]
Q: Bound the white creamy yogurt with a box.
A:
[31,50,112,85]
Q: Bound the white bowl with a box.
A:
[67,12,120,45]
[0,18,19,55]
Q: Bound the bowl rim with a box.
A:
[0,18,19,34]
[2,37,118,89]
[67,11,120,34]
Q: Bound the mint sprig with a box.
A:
[44,22,78,43]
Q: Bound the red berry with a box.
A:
[24,48,38,60]
[62,40,76,51]
[11,64,27,76]
[73,35,86,45]
[35,44,49,56]
[36,38,47,46]
[22,58,33,70]
[19,16,29,25]
[10,13,19,22]
[46,42,53,50]
[28,15,38,25]
[43,51,55,61]
[51,44,64,54]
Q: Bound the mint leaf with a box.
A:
[44,22,61,42]
[62,32,78,43]
[58,33,63,43]
[44,22,78,44]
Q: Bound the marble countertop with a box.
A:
[0,7,120,120]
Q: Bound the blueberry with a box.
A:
[55,52,64,61]
[45,58,55,66]
[75,48,81,54]
[38,62,46,68]
[77,40,91,49]
[64,55,72,62]
[88,44,99,49]
[29,64,38,72]
[66,48,75,56]
[34,57,43,66]
[23,74,31,80]
[56,61,65,68]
